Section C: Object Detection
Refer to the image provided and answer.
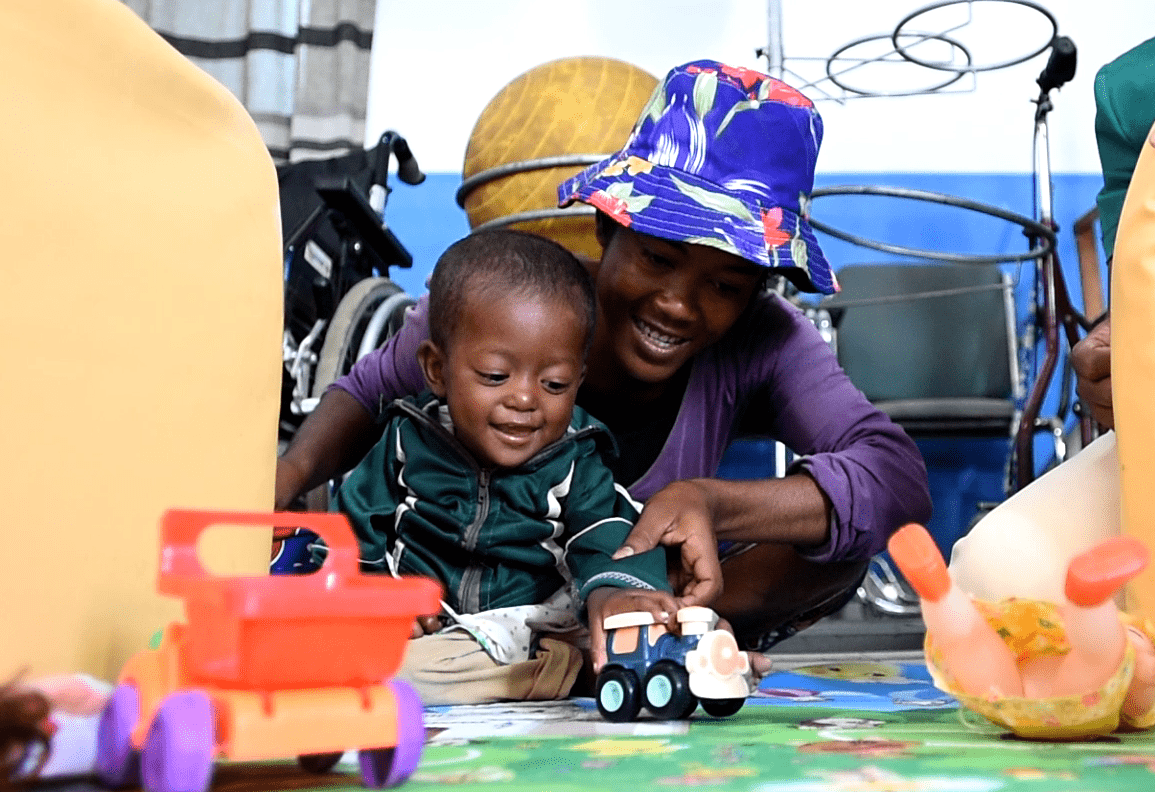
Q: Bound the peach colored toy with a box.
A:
[95,509,441,792]
[890,523,1155,740]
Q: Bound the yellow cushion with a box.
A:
[0,0,281,679]
[1114,120,1155,622]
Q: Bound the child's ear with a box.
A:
[578,364,586,388]
[416,340,448,397]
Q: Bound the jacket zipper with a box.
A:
[458,468,490,613]
[392,395,606,613]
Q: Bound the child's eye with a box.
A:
[543,380,571,394]
[712,280,741,295]
[478,371,508,385]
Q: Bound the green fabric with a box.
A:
[336,392,670,614]
[1095,36,1155,259]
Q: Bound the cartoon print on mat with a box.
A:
[654,765,757,786]
[798,716,886,730]
[568,738,687,758]
[790,662,919,683]
[752,661,956,712]
[751,765,1004,791]
[796,738,921,758]
[752,687,830,702]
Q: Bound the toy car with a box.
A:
[595,606,751,722]
[95,509,441,792]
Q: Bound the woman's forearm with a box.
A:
[274,388,379,509]
[693,474,833,549]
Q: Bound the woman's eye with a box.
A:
[642,248,674,269]
[712,280,741,295]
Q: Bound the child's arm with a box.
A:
[332,418,405,572]
[560,454,675,668]
[560,454,672,601]
[333,418,444,636]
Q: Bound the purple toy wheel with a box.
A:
[140,691,215,792]
[96,684,141,788]
[358,680,425,788]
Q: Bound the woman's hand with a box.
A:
[1072,315,1113,430]
[586,587,679,673]
[612,480,723,609]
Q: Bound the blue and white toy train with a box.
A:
[596,606,752,721]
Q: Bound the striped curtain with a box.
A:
[123,0,376,164]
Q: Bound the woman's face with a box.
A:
[590,224,764,385]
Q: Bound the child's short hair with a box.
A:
[427,229,597,354]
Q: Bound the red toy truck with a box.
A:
[95,509,441,792]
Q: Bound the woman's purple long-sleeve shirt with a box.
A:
[332,290,932,563]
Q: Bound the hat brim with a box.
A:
[559,157,838,295]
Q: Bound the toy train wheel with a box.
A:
[298,752,343,773]
[359,680,425,788]
[643,661,697,720]
[96,683,142,788]
[596,667,642,722]
[139,691,215,792]
[700,697,745,718]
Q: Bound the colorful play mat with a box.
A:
[180,658,1155,792]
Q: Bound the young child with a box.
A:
[334,229,677,704]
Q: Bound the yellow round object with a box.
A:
[461,56,658,263]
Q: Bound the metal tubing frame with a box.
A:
[1011,94,1090,492]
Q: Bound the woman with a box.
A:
[276,60,932,667]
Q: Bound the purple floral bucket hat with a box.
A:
[558,60,837,294]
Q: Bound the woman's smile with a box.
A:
[633,316,689,353]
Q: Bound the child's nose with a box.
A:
[504,378,537,410]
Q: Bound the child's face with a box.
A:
[421,291,586,469]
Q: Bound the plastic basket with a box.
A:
[158,509,441,690]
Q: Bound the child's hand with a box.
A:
[586,587,679,673]
[410,614,444,639]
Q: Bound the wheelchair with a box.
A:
[278,131,424,446]
[274,134,424,571]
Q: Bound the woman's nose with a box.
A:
[657,277,698,321]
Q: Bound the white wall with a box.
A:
[365,0,1153,177]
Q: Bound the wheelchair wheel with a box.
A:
[311,277,414,399]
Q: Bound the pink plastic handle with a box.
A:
[158,509,362,591]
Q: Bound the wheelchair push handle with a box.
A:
[368,131,425,216]
[390,135,426,186]
[1037,35,1076,94]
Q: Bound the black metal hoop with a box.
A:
[809,184,1054,264]
[469,205,596,233]
[455,154,608,208]
[826,31,973,97]
[892,0,1058,73]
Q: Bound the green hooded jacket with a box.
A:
[336,392,671,615]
